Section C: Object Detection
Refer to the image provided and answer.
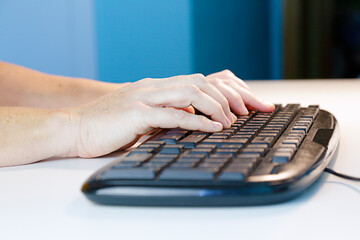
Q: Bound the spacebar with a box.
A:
[158,168,216,181]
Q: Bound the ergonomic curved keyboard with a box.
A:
[82,104,339,206]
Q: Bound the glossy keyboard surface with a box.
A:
[82,104,339,206]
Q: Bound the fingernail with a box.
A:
[231,113,237,123]
[226,113,234,122]
[225,118,232,128]
[212,121,223,131]
[264,101,274,108]
[242,106,249,115]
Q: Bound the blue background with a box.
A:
[0,0,283,82]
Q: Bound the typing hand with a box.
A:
[68,71,274,158]
[206,70,274,114]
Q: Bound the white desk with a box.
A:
[1,80,360,240]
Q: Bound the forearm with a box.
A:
[0,61,127,108]
[0,107,76,167]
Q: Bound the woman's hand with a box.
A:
[206,70,274,114]
[67,71,274,158]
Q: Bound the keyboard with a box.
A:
[81,104,339,206]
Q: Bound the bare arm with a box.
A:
[0,107,76,167]
[0,61,127,108]
[0,72,274,167]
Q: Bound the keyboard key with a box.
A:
[220,144,243,149]
[257,132,278,137]
[282,139,300,147]
[215,149,239,156]
[143,141,165,147]
[272,152,292,164]
[210,153,233,159]
[113,162,140,168]
[218,168,250,181]
[241,147,268,157]
[150,157,176,164]
[159,168,217,180]
[197,162,224,169]
[189,148,214,157]
[202,139,248,147]
[138,144,161,150]
[177,156,203,164]
[179,134,207,148]
[160,134,184,144]
[227,159,254,168]
[251,136,275,146]
[235,154,261,160]
[158,145,184,154]
[142,162,169,169]
[197,144,217,150]
[121,153,152,164]
[101,168,158,180]
[205,157,230,164]
[247,143,268,149]
[128,148,155,155]
[292,125,308,132]
[191,131,210,136]
[165,130,189,136]
[231,158,258,167]
[207,135,228,140]
[154,154,178,159]
[170,162,197,168]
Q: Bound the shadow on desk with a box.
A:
[325,180,360,194]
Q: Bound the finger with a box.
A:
[117,135,142,151]
[144,106,223,132]
[211,81,249,116]
[176,106,195,114]
[141,86,231,127]
[231,76,251,91]
[228,82,274,112]
[153,74,234,123]
[208,69,251,90]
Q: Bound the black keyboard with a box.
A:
[82,104,339,206]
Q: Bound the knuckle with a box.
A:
[185,84,200,97]
[138,77,154,87]
[214,101,223,111]
[213,77,223,85]
[191,73,207,84]
[173,109,187,121]
[224,78,233,85]
[222,69,233,75]
[198,115,207,128]
[212,101,224,115]
[130,102,146,116]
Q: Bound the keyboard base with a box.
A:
[83,139,338,206]
[82,106,340,206]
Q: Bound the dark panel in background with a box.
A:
[192,0,271,80]
[333,0,360,78]
[283,0,360,79]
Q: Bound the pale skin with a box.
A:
[0,61,274,167]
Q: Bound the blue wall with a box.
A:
[269,0,284,80]
[0,0,96,79]
[0,0,283,82]
[95,0,281,82]
[192,0,271,79]
[94,0,193,82]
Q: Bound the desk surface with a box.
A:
[1,80,360,240]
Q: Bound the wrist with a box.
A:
[50,108,81,158]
